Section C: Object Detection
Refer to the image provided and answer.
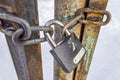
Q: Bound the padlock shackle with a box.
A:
[45,19,71,36]
[44,19,64,48]
[45,20,64,27]
[44,32,57,48]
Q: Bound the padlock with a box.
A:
[44,20,86,73]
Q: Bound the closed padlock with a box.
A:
[44,20,86,73]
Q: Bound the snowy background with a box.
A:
[0,0,120,80]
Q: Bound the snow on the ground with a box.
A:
[0,0,120,80]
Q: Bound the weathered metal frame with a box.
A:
[0,0,43,80]
[0,0,109,80]
[75,0,108,80]
[55,0,108,80]
[55,0,86,80]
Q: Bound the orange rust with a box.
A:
[74,23,82,38]
[0,4,14,13]
[26,44,43,80]
[55,0,86,80]
[29,55,42,80]
[87,13,103,18]
[0,25,2,29]
[17,0,24,17]
[76,8,111,26]
[75,0,108,80]
[0,0,43,80]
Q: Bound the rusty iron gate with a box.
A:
[0,0,109,80]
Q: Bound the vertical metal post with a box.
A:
[0,0,43,80]
[75,0,108,80]
[55,0,86,80]
[55,0,109,80]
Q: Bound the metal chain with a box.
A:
[12,28,47,45]
[62,8,111,35]
[0,24,53,36]
[76,8,111,26]
[0,25,53,46]
[0,13,32,40]
[0,7,111,45]
[12,20,64,46]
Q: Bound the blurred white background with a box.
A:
[0,0,120,80]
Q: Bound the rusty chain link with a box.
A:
[62,8,111,35]
[76,8,111,25]
[0,7,111,45]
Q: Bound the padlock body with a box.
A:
[50,33,86,73]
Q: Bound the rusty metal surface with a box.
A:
[55,0,109,80]
[74,0,108,80]
[0,0,43,80]
[55,0,86,80]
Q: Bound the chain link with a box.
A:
[62,14,85,35]
[0,13,32,40]
[62,8,111,35]
[11,26,53,45]
[12,28,46,45]
[0,7,111,45]
[76,8,111,26]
